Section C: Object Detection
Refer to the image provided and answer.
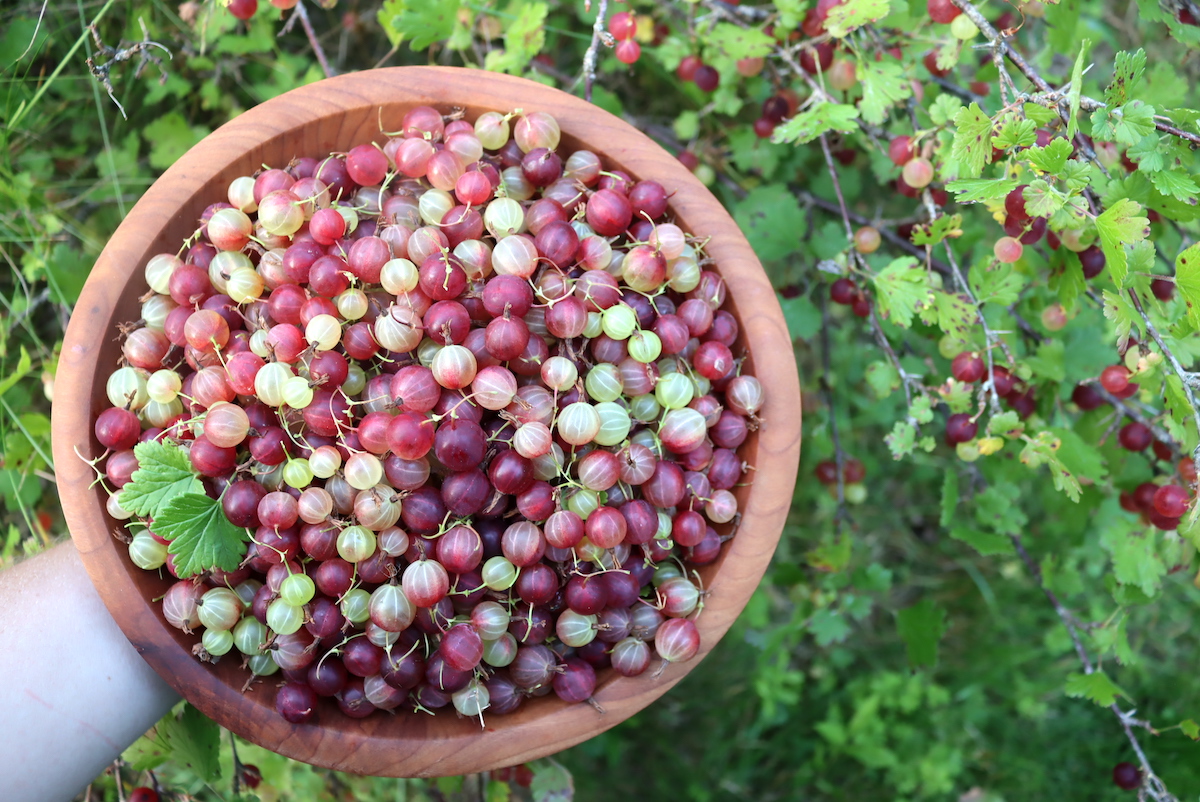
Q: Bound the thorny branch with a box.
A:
[657,2,1186,795]
[819,294,850,529]
[1009,533,1177,801]
[1127,289,1200,471]
[280,1,334,79]
[579,0,613,103]
[794,188,953,274]
[919,190,1010,415]
[85,19,171,120]
[816,135,921,416]
[1092,384,1180,460]
[951,0,1200,147]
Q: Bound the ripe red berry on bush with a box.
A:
[97,106,763,725]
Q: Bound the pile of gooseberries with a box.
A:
[96,105,763,724]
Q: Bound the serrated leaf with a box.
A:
[1164,375,1192,428]
[824,0,890,37]
[155,494,251,578]
[1168,107,1200,127]
[928,94,963,127]
[856,59,911,126]
[706,22,774,60]
[378,0,460,50]
[1065,670,1128,707]
[1095,198,1150,288]
[976,484,1027,536]
[1148,168,1199,203]
[122,734,169,772]
[872,257,933,328]
[1128,134,1165,172]
[1061,160,1093,192]
[933,38,959,72]
[1176,242,1200,330]
[910,395,934,425]
[1093,100,1157,146]
[483,2,547,74]
[774,0,806,28]
[1101,522,1167,595]
[951,103,993,178]
[941,379,974,413]
[1026,139,1073,174]
[971,262,1028,305]
[1114,617,1137,666]
[1051,427,1107,483]
[865,360,900,398]
[946,177,1019,203]
[771,101,859,145]
[1024,180,1067,219]
[1066,39,1090,139]
[885,420,917,458]
[1045,0,1082,53]
[1051,250,1085,313]
[159,704,220,782]
[810,606,852,645]
[987,410,1024,438]
[1182,719,1200,740]
[896,599,946,669]
[119,441,204,518]
[1102,289,1140,353]
[1106,49,1147,106]
[993,117,1038,150]
[922,290,976,339]
[910,214,963,246]
[1024,102,1059,126]
[1019,430,1083,501]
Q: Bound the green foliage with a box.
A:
[1065,670,1129,708]
[119,441,204,517]
[157,493,252,577]
[1095,198,1151,288]
[770,100,859,144]
[951,103,993,178]
[379,0,462,50]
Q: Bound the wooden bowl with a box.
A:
[52,67,801,777]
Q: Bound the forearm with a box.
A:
[0,541,179,802]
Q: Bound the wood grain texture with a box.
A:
[51,67,802,777]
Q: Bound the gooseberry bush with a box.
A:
[13,0,1200,799]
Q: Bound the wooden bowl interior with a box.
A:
[52,67,800,777]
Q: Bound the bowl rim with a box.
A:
[51,65,801,777]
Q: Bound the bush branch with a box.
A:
[819,294,851,528]
[579,0,612,103]
[1009,531,1177,800]
[951,0,1200,147]
[1128,289,1200,466]
[280,1,334,79]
